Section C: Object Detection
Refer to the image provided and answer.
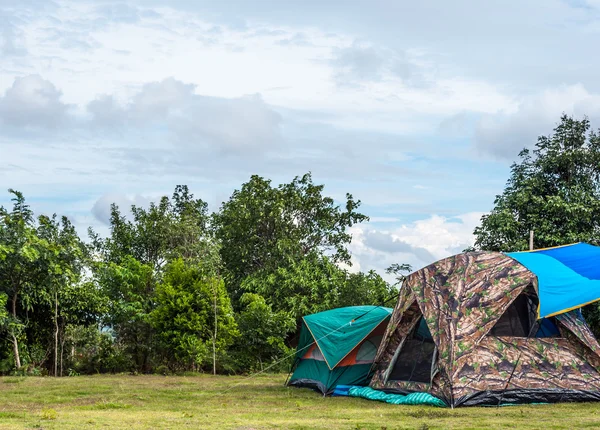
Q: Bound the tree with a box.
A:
[337,270,394,308]
[471,115,600,337]
[150,258,238,372]
[0,292,9,345]
[0,191,100,375]
[474,115,600,251]
[91,185,211,269]
[91,185,215,373]
[213,173,368,304]
[232,293,295,372]
[0,190,45,370]
[385,263,413,288]
[240,253,346,321]
[241,253,393,322]
[98,256,155,373]
[53,280,106,376]
[36,214,96,376]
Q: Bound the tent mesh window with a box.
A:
[305,344,326,361]
[489,287,561,338]
[355,335,383,364]
[387,317,436,383]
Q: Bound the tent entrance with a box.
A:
[489,287,561,338]
[386,316,437,384]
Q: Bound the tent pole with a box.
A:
[529,230,534,251]
[284,357,300,387]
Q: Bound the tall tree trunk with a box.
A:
[11,333,21,370]
[60,328,66,377]
[11,290,21,370]
[54,290,58,377]
[213,281,217,376]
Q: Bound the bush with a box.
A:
[65,326,133,374]
[231,293,295,373]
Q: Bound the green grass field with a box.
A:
[1,374,600,429]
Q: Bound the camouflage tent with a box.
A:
[370,243,600,407]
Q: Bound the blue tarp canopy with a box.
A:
[507,243,600,318]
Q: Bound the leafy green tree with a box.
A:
[385,263,413,288]
[241,253,393,321]
[92,185,211,269]
[98,256,155,372]
[337,270,394,308]
[240,253,346,321]
[0,191,101,375]
[213,173,368,304]
[150,258,238,372]
[61,325,130,375]
[91,185,215,373]
[52,280,107,376]
[36,214,92,376]
[474,115,600,251]
[232,293,295,372]
[0,293,9,338]
[0,190,46,370]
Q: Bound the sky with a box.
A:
[1,0,600,281]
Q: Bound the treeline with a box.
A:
[0,174,402,376]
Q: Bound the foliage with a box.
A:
[90,186,218,373]
[240,253,345,321]
[213,173,368,304]
[98,256,155,373]
[65,325,131,374]
[232,293,295,372]
[0,175,390,376]
[337,270,394,308]
[0,293,8,328]
[91,185,212,269]
[474,115,600,252]
[242,253,394,323]
[386,263,413,287]
[0,190,101,375]
[150,259,238,371]
[0,190,46,370]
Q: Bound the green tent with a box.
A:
[287,306,392,395]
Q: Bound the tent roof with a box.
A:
[507,242,600,318]
[302,305,392,370]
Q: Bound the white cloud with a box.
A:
[86,77,283,152]
[393,213,484,259]
[0,1,520,138]
[86,95,125,127]
[0,74,69,128]
[369,216,401,223]
[475,84,600,159]
[0,17,27,56]
[0,73,282,155]
[91,192,154,225]
[347,212,484,282]
[330,41,414,84]
[363,230,436,262]
[128,78,195,120]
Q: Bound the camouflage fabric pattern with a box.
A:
[369,251,600,406]
[369,300,434,394]
[556,310,600,358]
[371,283,417,372]
[453,337,600,400]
